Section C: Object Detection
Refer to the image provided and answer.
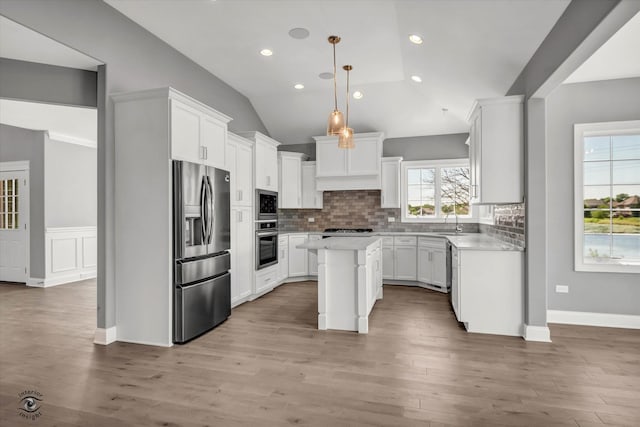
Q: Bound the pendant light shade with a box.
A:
[327,109,345,136]
[338,64,354,149]
[338,126,354,149]
[326,35,345,136]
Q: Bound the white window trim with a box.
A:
[574,120,640,273]
[401,159,474,223]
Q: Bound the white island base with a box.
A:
[299,237,383,333]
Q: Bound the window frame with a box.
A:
[401,159,473,223]
[574,120,640,273]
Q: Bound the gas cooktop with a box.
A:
[323,228,373,233]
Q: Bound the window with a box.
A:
[0,178,20,230]
[574,121,640,273]
[401,160,470,222]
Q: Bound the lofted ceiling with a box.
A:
[105,0,570,145]
[0,15,102,70]
[564,10,640,84]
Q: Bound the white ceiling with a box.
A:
[0,15,102,71]
[564,11,640,84]
[105,0,570,144]
[0,99,97,146]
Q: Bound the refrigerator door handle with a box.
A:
[200,175,207,245]
[206,176,214,244]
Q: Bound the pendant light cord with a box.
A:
[333,42,338,110]
[345,68,350,127]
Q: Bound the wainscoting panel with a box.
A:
[29,227,97,287]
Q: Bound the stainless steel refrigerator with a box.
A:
[173,161,231,343]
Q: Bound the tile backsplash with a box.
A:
[278,190,478,233]
[278,190,525,248]
[480,203,525,248]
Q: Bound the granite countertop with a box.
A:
[281,230,523,252]
[297,236,382,251]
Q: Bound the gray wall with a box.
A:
[0,123,45,278]
[546,78,640,315]
[45,140,96,228]
[0,58,97,107]
[278,133,469,161]
[383,133,469,160]
[0,0,268,329]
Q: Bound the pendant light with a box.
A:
[338,65,354,149]
[326,35,345,136]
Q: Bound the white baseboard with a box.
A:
[548,310,640,330]
[94,326,117,345]
[523,324,552,342]
[27,270,97,288]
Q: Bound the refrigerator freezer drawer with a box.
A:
[174,272,231,343]
[175,252,230,285]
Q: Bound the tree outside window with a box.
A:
[403,160,470,221]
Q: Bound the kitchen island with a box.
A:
[298,236,383,333]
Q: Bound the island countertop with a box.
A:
[286,231,523,252]
[297,236,382,251]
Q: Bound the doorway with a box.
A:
[0,163,29,282]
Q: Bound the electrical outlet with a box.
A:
[308,217,315,223]
[555,285,569,294]
[388,217,396,223]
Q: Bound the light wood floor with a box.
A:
[0,280,638,426]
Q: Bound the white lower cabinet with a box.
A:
[230,207,252,306]
[453,247,524,336]
[392,236,418,281]
[394,245,417,280]
[255,264,278,295]
[382,246,394,279]
[288,234,309,277]
[278,235,289,282]
[417,237,447,289]
[308,235,321,276]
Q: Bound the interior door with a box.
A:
[0,170,28,282]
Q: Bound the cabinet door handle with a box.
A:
[267,176,271,186]
[237,211,243,222]
[238,189,242,201]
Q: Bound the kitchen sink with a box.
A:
[436,232,474,236]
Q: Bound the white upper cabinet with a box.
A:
[381,157,402,208]
[169,91,231,170]
[467,95,523,204]
[200,114,227,169]
[316,140,347,177]
[239,132,280,192]
[313,132,384,191]
[301,161,323,209]
[278,151,308,209]
[226,132,254,207]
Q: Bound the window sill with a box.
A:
[575,262,640,274]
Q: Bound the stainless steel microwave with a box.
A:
[256,189,277,220]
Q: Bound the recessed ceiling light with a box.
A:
[260,49,273,57]
[409,34,423,45]
[353,91,363,99]
[319,72,334,80]
[288,27,310,39]
[294,83,305,90]
[411,75,422,83]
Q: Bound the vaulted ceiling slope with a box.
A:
[105,0,570,145]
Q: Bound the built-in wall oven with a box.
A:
[256,189,278,221]
[256,220,278,270]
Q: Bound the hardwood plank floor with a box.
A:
[0,280,638,426]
